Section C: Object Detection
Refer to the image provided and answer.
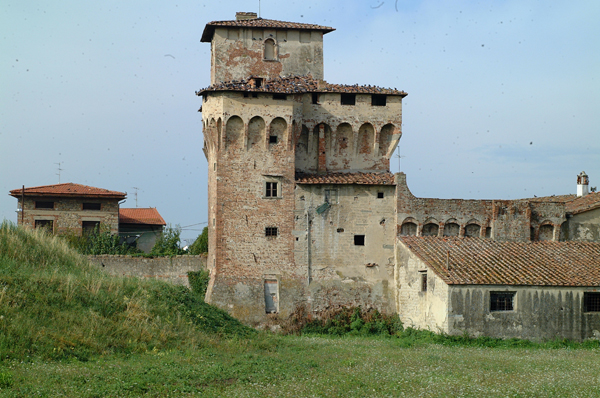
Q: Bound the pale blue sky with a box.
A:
[2,0,599,242]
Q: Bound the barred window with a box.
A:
[490,292,515,311]
[265,227,278,237]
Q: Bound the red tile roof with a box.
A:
[295,172,395,185]
[201,18,335,42]
[523,194,576,203]
[399,236,600,287]
[197,75,407,97]
[9,183,126,199]
[119,208,166,226]
[565,192,600,215]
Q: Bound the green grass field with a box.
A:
[1,221,600,397]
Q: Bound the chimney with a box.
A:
[236,12,257,21]
[577,171,589,197]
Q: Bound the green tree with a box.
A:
[188,226,208,255]
[150,225,184,256]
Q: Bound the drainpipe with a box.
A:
[306,210,312,286]
[21,185,25,226]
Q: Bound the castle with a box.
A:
[198,12,600,340]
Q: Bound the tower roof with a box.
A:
[201,17,335,42]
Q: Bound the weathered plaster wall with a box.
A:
[395,239,449,332]
[564,208,600,242]
[211,27,324,84]
[295,184,397,314]
[17,197,120,235]
[448,285,600,341]
[88,254,207,288]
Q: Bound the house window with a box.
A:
[265,182,279,197]
[35,201,54,209]
[354,235,365,246]
[82,221,100,235]
[420,272,427,292]
[269,135,278,144]
[273,93,286,100]
[34,219,53,231]
[265,227,278,237]
[371,94,387,106]
[340,93,356,105]
[264,39,276,60]
[490,292,515,311]
[377,192,384,199]
[324,189,338,204]
[83,203,101,211]
[312,93,319,104]
[584,292,600,312]
[254,78,263,88]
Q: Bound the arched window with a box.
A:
[400,222,417,236]
[422,223,439,236]
[264,39,276,60]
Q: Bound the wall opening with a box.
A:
[264,279,279,313]
[443,223,460,237]
[422,223,439,236]
[354,235,365,246]
[265,227,278,237]
[400,222,417,236]
[371,94,387,106]
[340,93,356,105]
[264,39,276,60]
[83,203,101,211]
[584,293,600,312]
[490,292,515,311]
[465,224,481,238]
[35,201,54,209]
[420,272,427,292]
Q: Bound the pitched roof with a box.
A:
[565,192,600,215]
[399,236,600,287]
[523,194,576,203]
[9,183,126,199]
[295,172,395,185]
[197,75,408,97]
[201,18,335,42]
[119,208,166,226]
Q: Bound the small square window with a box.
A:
[354,235,365,246]
[340,93,356,105]
[269,135,278,144]
[82,221,100,235]
[35,201,54,209]
[265,182,279,197]
[377,192,384,199]
[265,227,278,237]
[34,219,53,231]
[584,292,600,312]
[83,203,101,210]
[490,292,515,311]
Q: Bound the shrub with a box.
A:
[188,227,208,255]
[188,269,210,300]
[150,225,185,256]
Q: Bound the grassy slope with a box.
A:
[0,221,251,361]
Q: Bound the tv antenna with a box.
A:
[55,162,63,183]
[394,146,406,172]
[132,187,140,207]
[259,0,261,17]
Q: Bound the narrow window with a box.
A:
[269,135,278,144]
[337,228,344,233]
[34,219,53,231]
[377,192,384,199]
[371,94,387,106]
[35,201,54,209]
[83,203,101,211]
[420,272,427,292]
[272,93,286,100]
[82,221,100,235]
[265,182,278,197]
[324,189,337,204]
[490,292,515,311]
[340,93,356,105]
[312,93,319,104]
[254,78,263,88]
[354,235,365,246]
[243,92,249,98]
[264,39,276,60]
[252,93,259,98]
[584,292,600,312]
[265,227,278,237]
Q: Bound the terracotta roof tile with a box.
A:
[565,192,600,214]
[197,75,407,97]
[295,172,395,185]
[9,183,126,199]
[201,18,335,42]
[399,236,600,287]
[523,194,576,203]
[119,208,166,226]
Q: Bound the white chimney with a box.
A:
[577,171,589,197]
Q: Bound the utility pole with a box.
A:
[132,187,139,207]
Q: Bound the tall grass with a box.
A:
[0,221,252,361]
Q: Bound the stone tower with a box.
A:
[198,13,406,324]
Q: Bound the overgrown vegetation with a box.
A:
[188,226,208,255]
[0,221,251,362]
[150,225,186,256]
[61,225,141,255]
[188,269,210,300]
